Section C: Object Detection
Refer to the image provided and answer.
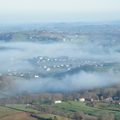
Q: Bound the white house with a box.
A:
[34,75,39,78]
[79,98,85,102]
[46,68,51,72]
[54,100,62,104]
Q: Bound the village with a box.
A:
[0,55,115,80]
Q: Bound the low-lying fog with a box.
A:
[0,41,120,95]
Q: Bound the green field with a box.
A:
[6,104,39,113]
[1,101,120,120]
[52,101,120,119]
[0,105,70,120]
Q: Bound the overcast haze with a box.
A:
[0,0,120,23]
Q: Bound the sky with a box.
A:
[0,0,120,23]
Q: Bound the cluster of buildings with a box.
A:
[52,94,119,106]
[76,96,120,105]
[104,96,120,105]
[5,55,111,79]
[32,56,108,73]
[31,56,72,73]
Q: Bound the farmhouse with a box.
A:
[34,75,39,78]
[54,100,62,104]
[79,98,85,102]
[104,97,113,102]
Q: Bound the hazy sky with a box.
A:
[0,0,120,23]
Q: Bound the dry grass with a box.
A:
[0,112,36,120]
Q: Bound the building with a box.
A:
[79,98,85,102]
[54,100,62,104]
[104,97,113,103]
[112,96,120,105]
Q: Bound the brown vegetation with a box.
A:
[0,112,36,120]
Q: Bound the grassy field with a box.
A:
[0,105,70,120]
[0,105,39,120]
[1,101,120,120]
[6,104,39,113]
[52,101,120,119]
[0,106,19,118]
[0,112,36,120]
[36,113,71,120]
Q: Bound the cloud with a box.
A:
[0,41,120,95]
[11,71,120,93]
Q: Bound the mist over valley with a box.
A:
[0,23,120,96]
